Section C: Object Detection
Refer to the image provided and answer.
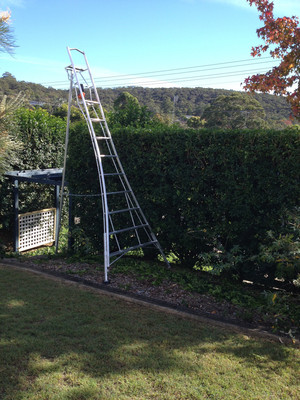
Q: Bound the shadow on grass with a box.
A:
[0,266,298,400]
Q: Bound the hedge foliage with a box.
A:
[67,123,300,284]
[0,108,66,229]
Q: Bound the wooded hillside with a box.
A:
[0,72,293,129]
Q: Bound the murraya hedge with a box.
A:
[67,123,300,286]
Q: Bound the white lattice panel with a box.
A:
[18,208,56,252]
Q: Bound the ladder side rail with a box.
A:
[128,208,154,244]
[67,54,107,203]
[123,193,146,245]
[98,122,160,247]
[98,126,149,216]
[73,89,106,203]
[73,100,107,224]
[108,214,122,253]
[67,47,111,279]
[71,50,140,205]
[82,51,108,127]
[102,138,120,165]
[120,181,170,266]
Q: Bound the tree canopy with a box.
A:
[244,0,300,119]
[109,91,153,127]
[0,74,296,129]
[202,92,268,129]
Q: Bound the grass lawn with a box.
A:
[0,266,299,400]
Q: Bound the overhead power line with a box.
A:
[39,56,276,88]
[96,66,277,88]
[93,60,278,84]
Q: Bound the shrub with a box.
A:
[255,208,300,285]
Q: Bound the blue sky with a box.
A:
[0,0,299,91]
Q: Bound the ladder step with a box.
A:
[99,155,117,158]
[110,241,157,258]
[85,100,99,104]
[107,190,131,196]
[104,172,124,177]
[108,207,139,215]
[96,136,110,140]
[109,224,148,235]
[91,118,105,122]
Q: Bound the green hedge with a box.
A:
[67,123,300,284]
[0,108,66,229]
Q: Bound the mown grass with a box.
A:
[0,265,299,400]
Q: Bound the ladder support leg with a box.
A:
[56,76,73,252]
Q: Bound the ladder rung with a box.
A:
[104,172,124,176]
[91,118,105,122]
[85,100,99,104]
[109,224,148,235]
[99,155,117,158]
[110,241,157,258]
[108,207,139,215]
[107,190,131,196]
[96,136,110,140]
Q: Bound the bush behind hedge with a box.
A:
[67,123,300,284]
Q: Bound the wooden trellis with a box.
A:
[18,208,56,252]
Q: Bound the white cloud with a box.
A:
[210,0,248,9]
[0,54,65,69]
[0,0,25,8]
[209,0,300,16]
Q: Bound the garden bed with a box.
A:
[6,254,299,343]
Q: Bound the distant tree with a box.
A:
[53,103,83,122]
[186,116,206,129]
[202,93,268,129]
[0,77,293,129]
[162,97,174,114]
[244,0,300,119]
[110,91,152,127]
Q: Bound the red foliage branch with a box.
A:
[244,0,300,119]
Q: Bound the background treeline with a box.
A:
[0,72,294,129]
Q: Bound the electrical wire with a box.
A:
[93,60,278,84]
[39,56,277,88]
[95,67,278,88]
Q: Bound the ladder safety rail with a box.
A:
[56,46,170,282]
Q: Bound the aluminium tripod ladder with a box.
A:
[57,47,169,282]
